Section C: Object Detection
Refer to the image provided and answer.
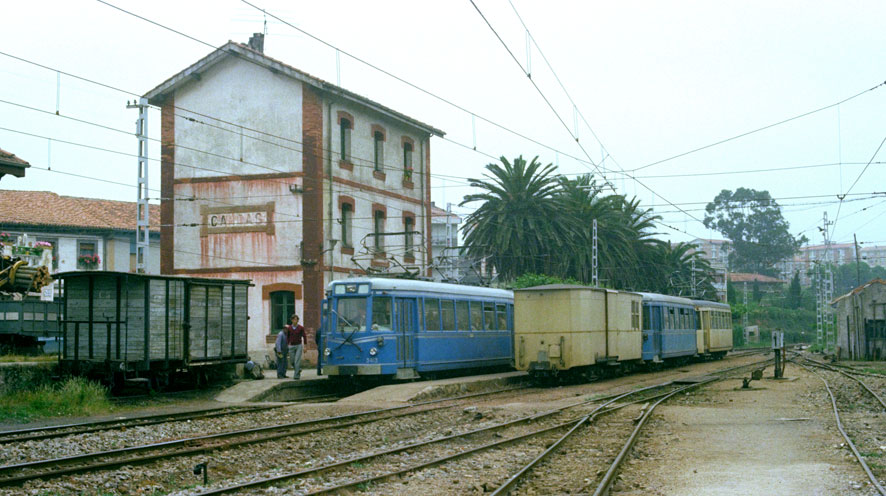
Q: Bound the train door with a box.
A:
[652,305,663,359]
[395,298,418,375]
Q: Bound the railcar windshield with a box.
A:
[336,297,367,333]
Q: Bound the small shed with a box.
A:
[832,279,886,360]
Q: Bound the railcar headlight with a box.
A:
[324,348,331,357]
[369,347,378,356]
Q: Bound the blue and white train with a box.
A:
[319,278,514,380]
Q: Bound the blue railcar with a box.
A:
[320,278,514,380]
[638,293,699,362]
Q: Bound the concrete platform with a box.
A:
[215,368,527,404]
[337,371,526,405]
[215,367,325,403]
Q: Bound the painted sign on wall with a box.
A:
[200,202,276,237]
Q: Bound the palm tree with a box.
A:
[556,175,637,285]
[460,156,571,281]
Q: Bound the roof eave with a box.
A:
[143,43,445,138]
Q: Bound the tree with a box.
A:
[703,188,807,275]
[787,271,802,308]
[460,156,573,281]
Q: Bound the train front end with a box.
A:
[319,280,399,378]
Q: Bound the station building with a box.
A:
[832,279,886,360]
[143,34,444,363]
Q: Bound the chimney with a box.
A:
[247,33,264,53]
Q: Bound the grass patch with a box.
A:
[0,354,58,363]
[0,376,111,422]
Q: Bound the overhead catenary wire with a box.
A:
[8,2,886,246]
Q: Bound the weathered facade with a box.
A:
[144,35,444,362]
[832,279,886,360]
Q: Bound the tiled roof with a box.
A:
[831,278,886,304]
[0,148,30,166]
[430,204,461,222]
[0,190,159,232]
[728,272,785,284]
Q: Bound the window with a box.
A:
[441,300,456,330]
[341,202,353,247]
[631,301,640,329]
[336,297,367,332]
[270,291,295,334]
[373,131,384,172]
[77,241,98,270]
[483,302,495,330]
[496,304,508,331]
[403,141,413,178]
[404,216,414,258]
[371,297,392,331]
[667,308,675,330]
[339,118,352,163]
[36,237,58,271]
[470,302,482,331]
[643,307,650,330]
[373,210,385,252]
[424,298,441,331]
[456,301,469,331]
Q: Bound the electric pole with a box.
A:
[127,98,150,274]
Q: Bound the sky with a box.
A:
[1,0,884,254]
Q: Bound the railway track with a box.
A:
[794,356,886,496]
[178,358,774,495]
[0,404,282,444]
[0,385,528,488]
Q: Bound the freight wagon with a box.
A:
[57,271,251,389]
[515,285,731,381]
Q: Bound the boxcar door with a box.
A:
[395,298,417,371]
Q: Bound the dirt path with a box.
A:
[614,362,879,495]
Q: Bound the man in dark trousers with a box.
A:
[274,324,290,379]
[286,314,307,380]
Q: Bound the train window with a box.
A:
[470,302,482,331]
[483,302,495,330]
[642,307,650,329]
[424,298,441,331]
[496,304,507,331]
[667,308,675,330]
[631,301,640,329]
[336,297,367,333]
[441,300,456,330]
[456,301,469,331]
[372,297,392,331]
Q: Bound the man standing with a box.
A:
[274,324,291,379]
[286,314,307,380]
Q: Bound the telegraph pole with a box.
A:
[854,233,861,287]
[127,98,150,274]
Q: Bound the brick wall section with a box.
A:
[302,87,324,346]
[160,97,175,274]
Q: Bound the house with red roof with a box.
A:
[0,190,160,273]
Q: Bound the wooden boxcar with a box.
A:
[57,271,250,385]
[514,285,642,378]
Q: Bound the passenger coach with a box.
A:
[692,299,733,358]
[638,293,698,363]
[320,278,514,380]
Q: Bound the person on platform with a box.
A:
[286,314,307,380]
[274,325,290,379]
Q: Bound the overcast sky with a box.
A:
[2,0,884,253]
